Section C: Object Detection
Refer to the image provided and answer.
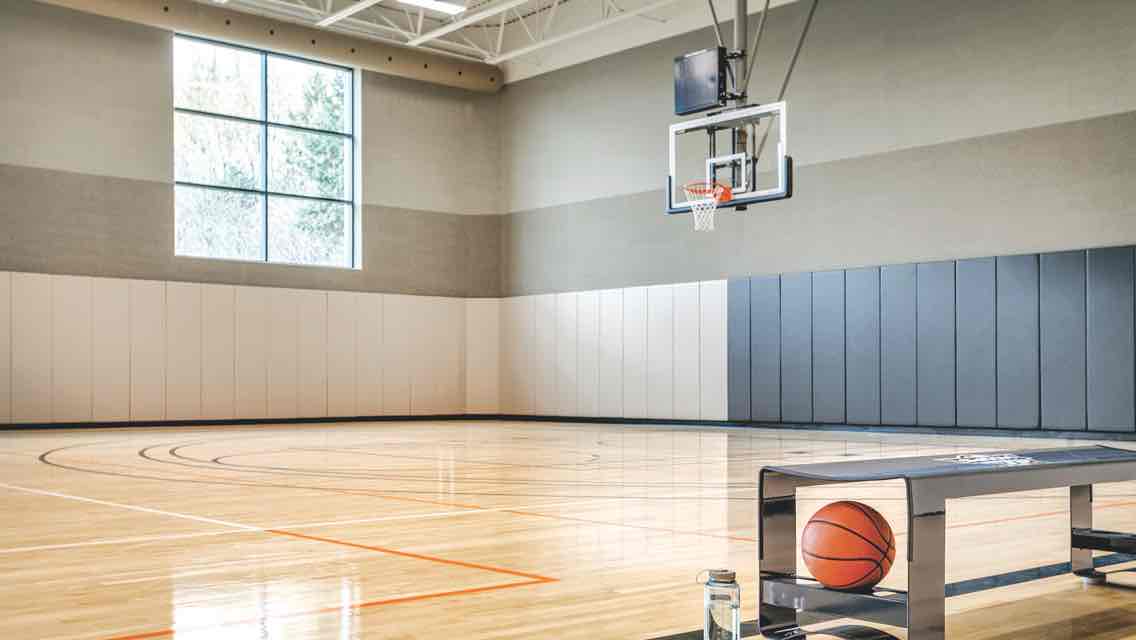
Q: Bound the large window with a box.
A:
[174,37,356,268]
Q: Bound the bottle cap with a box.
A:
[708,569,736,583]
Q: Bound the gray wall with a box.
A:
[0,1,502,297]
[725,247,1136,433]
[6,0,1136,302]
[499,0,1136,295]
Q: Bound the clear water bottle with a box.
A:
[703,569,741,640]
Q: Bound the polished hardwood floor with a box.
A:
[3,420,1136,639]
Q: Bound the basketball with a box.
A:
[801,501,896,591]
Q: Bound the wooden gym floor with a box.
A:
[4,421,1136,639]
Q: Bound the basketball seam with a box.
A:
[801,550,880,589]
[845,501,894,558]
[807,518,889,557]
[801,550,881,563]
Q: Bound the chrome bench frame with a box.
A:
[758,446,1136,640]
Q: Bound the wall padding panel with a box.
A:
[646,285,675,420]
[465,299,501,414]
[533,294,558,415]
[500,296,533,414]
[267,289,300,420]
[622,287,648,418]
[812,271,845,424]
[1040,251,1087,430]
[440,298,466,414]
[92,278,130,422]
[727,278,751,421]
[52,275,93,422]
[382,294,412,415]
[235,286,269,419]
[12,273,52,422]
[297,291,328,418]
[598,289,624,418]
[1087,247,1135,431]
[165,281,202,421]
[556,292,579,416]
[576,292,600,417]
[881,265,916,425]
[955,258,996,427]
[0,273,9,423]
[5,273,474,425]
[916,262,955,427]
[356,292,383,416]
[409,297,440,415]
[326,291,358,417]
[699,281,728,421]
[780,273,812,423]
[749,276,780,422]
[673,282,701,420]
[411,297,463,415]
[996,255,1040,429]
[845,267,880,425]
[129,280,166,421]
[201,284,235,420]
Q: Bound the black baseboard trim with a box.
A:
[491,414,739,427]
[0,414,479,431]
[4,414,1136,441]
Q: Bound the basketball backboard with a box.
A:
[666,101,792,215]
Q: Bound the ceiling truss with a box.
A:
[213,0,673,67]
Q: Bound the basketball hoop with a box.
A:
[683,181,731,231]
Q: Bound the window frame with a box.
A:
[173,34,359,269]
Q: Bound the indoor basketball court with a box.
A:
[3,0,1136,639]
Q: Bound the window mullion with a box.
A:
[261,52,269,263]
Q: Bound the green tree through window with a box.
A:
[173,37,355,268]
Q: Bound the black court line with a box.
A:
[647,554,1136,640]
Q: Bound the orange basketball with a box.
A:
[801,501,895,591]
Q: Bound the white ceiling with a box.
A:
[205,0,799,83]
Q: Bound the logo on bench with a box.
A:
[934,453,1039,467]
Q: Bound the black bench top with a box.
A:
[763,446,1136,482]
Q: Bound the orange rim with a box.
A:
[683,181,732,202]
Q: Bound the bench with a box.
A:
[758,446,1136,639]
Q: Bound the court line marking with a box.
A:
[0,498,601,555]
[100,579,551,640]
[0,482,555,579]
[0,480,560,639]
[267,529,557,582]
[0,530,246,555]
[272,497,601,529]
[499,507,759,542]
[0,482,259,531]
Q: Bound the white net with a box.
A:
[683,182,725,231]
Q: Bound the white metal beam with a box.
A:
[317,0,384,27]
[542,0,562,37]
[407,0,531,46]
[487,0,677,63]
[239,0,486,58]
[513,7,537,43]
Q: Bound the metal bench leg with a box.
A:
[759,472,804,639]
[907,498,946,640]
[1071,484,1106,584]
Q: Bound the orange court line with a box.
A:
[265,528,558,582]
[98,526,557,640]
[500,507,758,542]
